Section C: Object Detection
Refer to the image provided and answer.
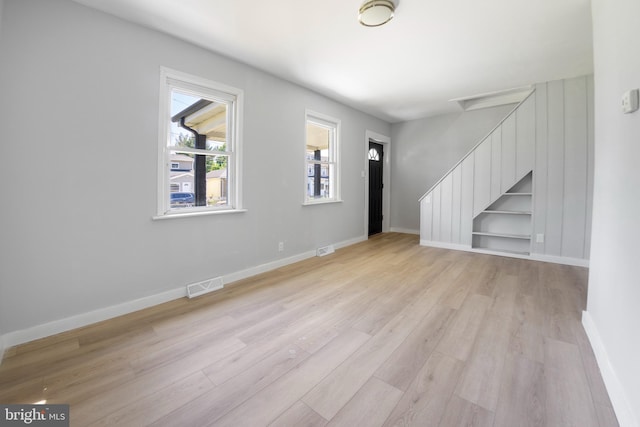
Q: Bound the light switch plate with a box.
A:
[622,89,639,114]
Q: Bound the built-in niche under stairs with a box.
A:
[472,172,533,256]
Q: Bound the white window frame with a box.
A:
[303,109,341,205]
[155,67,244,219]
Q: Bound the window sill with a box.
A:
[153,208,247,220]
[302,199,343,206]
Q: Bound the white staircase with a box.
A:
[419,90,536,257]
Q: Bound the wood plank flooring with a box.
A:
[0,233,618,426]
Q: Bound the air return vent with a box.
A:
[316,245,335,257]
[186,277,223,298]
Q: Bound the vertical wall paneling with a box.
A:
[460,155,474,245]
[532,83,548,254]
[420,196,433,241]
[452,166,462,243]
[473,139,492,216]
[545,79,565,256]
[490,127,502,202]
[561,77,588,258]
[584,76,595,259]
[501,114,517,192]
[432,186,441,241]
[419,76,593,263]
[516,95,535,178]
[440,174,453,242]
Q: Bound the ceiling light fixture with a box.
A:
[358,0,395,27]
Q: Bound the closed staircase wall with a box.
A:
[390,105,516,233]
[419,75,594,266]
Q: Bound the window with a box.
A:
[157,68,243,217]
[304,110,340,204]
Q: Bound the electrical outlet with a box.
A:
[278,242,284,252]
[536,234,544,243]
[622,89,639,114]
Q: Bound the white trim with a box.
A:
[2,287,187,350]
[389,227,420,235]
[582,311,639,427]
[302,200,343,207]
[529,253,589,268]
[152,208,247,221]
[304,109,341,204]
[0,234,367,350]
[157,67,244,218]
[364,130,391,236]
[334,234,368,250]
[225,235,366,284]
[223,250,318,284]
[420,239,590,267]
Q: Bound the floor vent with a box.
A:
[186,277,224,299]
[316,245,335,257]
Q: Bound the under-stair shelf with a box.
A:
[472,231,531,239]
[481,210,531,215]
[472,172,533,256]
[473,247,531,256]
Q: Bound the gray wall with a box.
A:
[390,106,514,232]
[588,0,640,424]
[0,0,389,336]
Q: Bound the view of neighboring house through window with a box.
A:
[158,68,243,216]
[304,110,340,204]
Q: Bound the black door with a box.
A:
[368,141,384,236]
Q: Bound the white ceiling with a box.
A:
[72,0,594,123]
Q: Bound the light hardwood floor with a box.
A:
[0,233,618,426]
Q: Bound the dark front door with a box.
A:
[368,141,384,236]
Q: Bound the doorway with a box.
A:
[368,141,384,236]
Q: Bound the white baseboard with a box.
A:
[419,240,590,267]
[223,250,316,284]
[529,253,590,267]
[420,240,471,251]
[389,227,420,235]
[224,235,366,284]
[582,311,639,427]
[335,234,368,249]
[0,234,367,353]
[2,287,187,351]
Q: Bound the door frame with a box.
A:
[364,130,391,237]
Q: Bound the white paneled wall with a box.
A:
[533,77,594,260]
[420,94,535,247]
[420,75,594,265]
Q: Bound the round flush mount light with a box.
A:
[358,0,395,27]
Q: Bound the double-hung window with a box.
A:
[157,68,243,217]
[304,110,341,204]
